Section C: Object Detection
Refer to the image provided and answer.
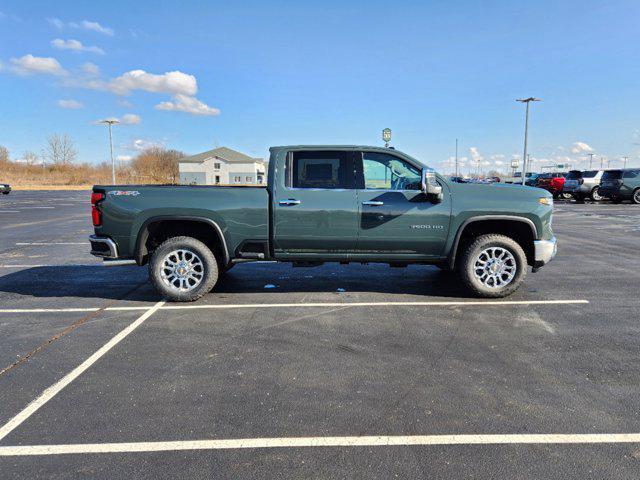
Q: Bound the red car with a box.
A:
[536,173,571,199]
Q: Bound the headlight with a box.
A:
[539,197,553,206]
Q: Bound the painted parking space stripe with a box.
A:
[0,299,589,314]
[15,242,86,246]
[0,301,165,442]
[1,432,639,456]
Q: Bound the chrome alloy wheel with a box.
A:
[160,249,204,292]
[473,247,517,288]
[634,189,640,204]
[592,187,602,201]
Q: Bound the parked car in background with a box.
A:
[563,170,604,201]
[449,176,468,183]
[536,172,571,199]
[599,169,640,204]
[486,176,501,183]
[0,183,11,195]
[525,173,540,187]
[504,172,538,185]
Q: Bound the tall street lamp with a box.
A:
[516,97,541,185]
[99,119,120,184]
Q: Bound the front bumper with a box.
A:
[533,236,557,269]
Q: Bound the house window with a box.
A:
[234,176,242,182]
[246,176,252,182]
[215,175,220,184]
[214,162,221,170]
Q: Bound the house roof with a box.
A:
[179,146,263,164]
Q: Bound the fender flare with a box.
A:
[447,215,538,269]
[134,215,230,266]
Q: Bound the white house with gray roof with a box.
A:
[178,147,266,185]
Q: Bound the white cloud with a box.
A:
[469,146,484,164]
[49,18,114,36]
[107,69,197,96]
[117,98,133,108]
[121,113,141,124]
[117,154,132,162]
[9,54,67,76]
[77,20,113,36]
[47,17,64,29]
[51,38,105,55]
[82,62,100,75]
[570,141,594,154]
[124,138,165,151]
[58,99,84,109]
[155,93,220,116]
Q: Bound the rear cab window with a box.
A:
[566,170,582,179]
[582,170,598,178]
[285,151,354,189]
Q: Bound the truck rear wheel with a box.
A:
[458,234,527,298]
[149,236,219,302]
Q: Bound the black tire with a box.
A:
[149,236,219,302]
[633,188,640,205]
[573,194,585,203]
[590,187,602,202]
[1,191,9,195]
[458,234,527,298]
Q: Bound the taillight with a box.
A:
[91,192,105,226]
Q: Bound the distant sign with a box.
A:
[382,128,392,144]
[511,159,520,168]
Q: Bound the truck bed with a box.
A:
[93,185,269,260]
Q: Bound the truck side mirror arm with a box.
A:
[421,168,443,203]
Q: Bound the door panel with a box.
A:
[355,151,451,257]
[273,151,358,255]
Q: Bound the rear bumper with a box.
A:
[533,236,557,269]
[89,235,118,258]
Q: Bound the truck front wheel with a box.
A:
[149,236,219,302]
[459,234,527,298]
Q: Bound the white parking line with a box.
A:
[0,300,165,442]
[15,242,86,246]
[0,299,589,314]
[1,432,639,456]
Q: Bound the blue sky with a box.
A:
[1,0,639,173]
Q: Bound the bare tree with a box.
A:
[44,134,78,165]
[22,150,39,165]
[130,147,185,184]
[0,145,9,163]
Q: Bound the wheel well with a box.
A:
[451,219,535,267]
[137,219,228,266]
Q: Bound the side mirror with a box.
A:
[421,168,443,202]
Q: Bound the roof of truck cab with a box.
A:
[271,145,401,151]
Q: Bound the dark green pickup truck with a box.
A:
[90,145,557,301]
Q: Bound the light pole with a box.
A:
[588,153,595,169]
[99,119,119,184]
[516,97,541,185]
[623,156,628,169]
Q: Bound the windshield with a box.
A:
[602,170,622,180]
[566,170,582,179]
[582,170,598,178]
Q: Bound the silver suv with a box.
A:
[563,170,604,201]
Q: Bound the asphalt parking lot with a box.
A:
[1,190,640,479]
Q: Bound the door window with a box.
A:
[361,152,421,190]
[286,151,353,189]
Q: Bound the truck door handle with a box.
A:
[279,199,301,206]
[362,201,384,206]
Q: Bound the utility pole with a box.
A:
[600,156,605,169]
[99,119,120,184]
[588,153,595,169]
[516,97,541,185]
[623,156,628,169]
[455,138,459,177]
